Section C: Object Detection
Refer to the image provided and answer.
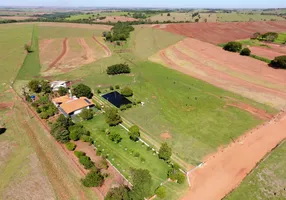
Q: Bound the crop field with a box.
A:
[216,13,285,22]
[150,37,286,109]
[66,11,129,20]
[226,142,286,200]
[154,21,286,44]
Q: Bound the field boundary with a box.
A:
[46,38,68,71]
[92,36,112,57]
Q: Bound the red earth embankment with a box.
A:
[153,21,286,44]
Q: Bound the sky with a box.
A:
[1,0,285,8]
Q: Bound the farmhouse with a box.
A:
[52,96,94,117]
[50,81,70,91]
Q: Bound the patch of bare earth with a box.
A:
[154,21,286,44]
[160,132,172,140]
[150,37,286,109]
[181,112,286,200]
[2,153,56,200]
[249,46,284,60]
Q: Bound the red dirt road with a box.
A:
[181,112,286,200]
[154,21,286,44]
[249,46,284,59]
[92,36,112,57]
[47,38,68,70]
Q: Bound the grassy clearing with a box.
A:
[16,25,41,80]
[66,11,129,20]
[81,114,187,195]
[0,24,33,86]
[250,54,271,64]
[274,32,286,44]
[225,141,286,200]
[38,26,103,39]
[216,13,285,22]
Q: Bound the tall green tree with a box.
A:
[158,142,172,161]
[129,168,152,200]
[128,125,140,141]
[105,185,130,200]
[105,108,122,126]
[73,84,92,98]
[28,80,41,93]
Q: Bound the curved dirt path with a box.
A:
[181,112,286,200]
[46,38,68,71]
[77,38,94,63]
[92,36,112,57]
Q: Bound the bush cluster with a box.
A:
[82,170,104,187]
[69,124,90,141]
[167,164,185,184]
[50,114,74,143]
[270,55,286,69]
[79,108,94,120]
[121,87,133,97]
[128,125,140,141]
[74,151,86,158]
[106,64,131,75]
[108,132,122,143]
[103,22,134,42]
[119,103,132,111]
[105,108,122,126]
[240,48,251,56]
[65,142,77,151]
[79,155,94,169]
[223,41,242,52]
[155,186,166,199]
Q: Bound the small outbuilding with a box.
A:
[50,81,70,91]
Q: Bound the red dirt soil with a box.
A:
[0,102,14,109]
[181,112,286,200]
[92,36,112,57]
[77,38,94,63]
[153,38,286,109]
[154,21,286,44]
[46,38,68,71]
[249,46,284,59]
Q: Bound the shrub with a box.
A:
[115,85,120,89]
[128,125,140,141]
[82,170,104,187]
[40,112,49,119]
[97,89,101,94]
[134,152,140,157]
[108,132,122,143]
[73,84,92,98]
[240,48,251,56]
[159,142,172,161]
[79,155,94,169]
[260,32,278,42]
[105,185,130,200]
[28,80,41,93]
[106,64,131,75]
[80,135,90,142]
[74,151,86,158]
[65,142,76,151]
[120,104,127,111]
[80,108,94,120]
[121,87,133,97]
[69,124,89,141]
[270,55,286,69]
[155,186,166,199]
[100,158,108,170]
[109,86,114,90]
[167,165,186,184]
[105,108,122,126]
[223,41,242,52]
[58,86,68,96]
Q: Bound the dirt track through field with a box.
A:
[150,38,286,109]
[92,36,112,57]
[181,112,286,200]
[46,38,68,70]
[78,38,94,63]
[154,21,286,44]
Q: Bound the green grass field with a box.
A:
[16,25,41,80]
[82,114,187,197]
[66,11,129,21]
[216,13,285,22]
[226,141,286,200]
[274,32,286,44]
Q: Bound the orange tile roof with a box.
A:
[60,97,94,114]
[52,95,73,104]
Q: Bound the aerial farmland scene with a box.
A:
[0,0,285,199]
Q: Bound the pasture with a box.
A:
[216,13,285,22]
[226,142,286,200]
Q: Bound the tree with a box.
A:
[105,185,130,200]
[223,41,242,52]
[158,142,172,161]
[73,84,92,98]
[128,125,140,141]
[58,86,68,96]
[24,44,33,53]
[195,18,199,22]
[41,80,52,94]
[108,132,122,143]
[82,170,104,187]
[79,155,94,169]
[270,55,286,69]
[167,13,171,16]
[252,32,261,39]
[106,64,131,75]
[69,124,89,141]
[167,164,185,184]
[240,48,251,56]
[129,168,152,200]
[50,124,70,143]
[121,87,133,97]
[105,108,122,126]
[65,142,76,151]
[80,108,94,120]
[155,186,166,199]
[28,80,41,93]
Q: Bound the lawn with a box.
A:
[81,114,188,196]
[274,32,286,44]
[16,25,41,80]
[225,141,286,200]
[0,23,33,86]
